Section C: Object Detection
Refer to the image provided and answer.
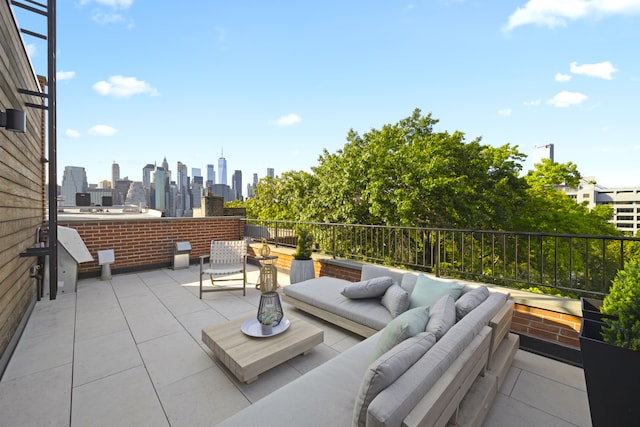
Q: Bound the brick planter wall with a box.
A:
[512,304,581,349]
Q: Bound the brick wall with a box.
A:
[57,217,244,275]
[512,304,581,348]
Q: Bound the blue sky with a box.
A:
[13,0,640,190]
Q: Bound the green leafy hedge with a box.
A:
[601,261,640,350]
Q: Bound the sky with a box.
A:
[11,0,640,190]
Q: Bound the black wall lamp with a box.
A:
[0,109,27,133]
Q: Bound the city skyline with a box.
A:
[13,1,640,187]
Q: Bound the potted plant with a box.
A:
[579,260,640,427]
[260,311,277,335]
[289,227,315,284]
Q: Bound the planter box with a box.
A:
[579,318,640,427]
[580,297,614,322]
[290,259,315,284]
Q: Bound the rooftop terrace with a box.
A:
[0,264,591,426]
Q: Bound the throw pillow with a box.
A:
[371,306,430,361]
[341,276,394,299]
[425,294,456,340]
[381,283,410,318]
[353,332,436,427]
[455,286,490,320]
[408,274,464,310]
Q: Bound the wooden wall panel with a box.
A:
[0,1,47,373]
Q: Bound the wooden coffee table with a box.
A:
[202,314,323,383]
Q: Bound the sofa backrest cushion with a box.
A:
[455,286,490,321]
[408,274,464,310]
[371,306,430,361]
[380,283,410,318]
[361,265,406,286]
[425,294,456,340]
[400,273,418,295]
[353,332,437,427]
[341,276,394,299]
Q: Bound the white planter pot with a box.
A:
[290,259,315,284]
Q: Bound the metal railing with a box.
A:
[244,219,640,298]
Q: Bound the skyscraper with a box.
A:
[112,162,120,188]
[232,170,242,201]
[218,151,227,185]
[267,168,275,179]
[206,164,215,186]
[176,161,189,216]
[61,166,88,206]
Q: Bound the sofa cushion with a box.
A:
[455,286,490,320]
[408,274,464,310]
[284,277,393,330]
[400,273,419,295]
[381,283,410,318]
[353,332,437,427]
[366,292,508,427]
[361,265,406,286]
[341,276,394,299]
[425,294,456,340]
[371,306,430,361]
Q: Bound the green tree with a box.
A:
[312,109,527,229]
[245,171,317,221]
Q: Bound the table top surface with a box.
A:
[202,313,323,367]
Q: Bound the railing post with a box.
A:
[275,222,279,247]
[332,226,336,259]
[435,230,441,277]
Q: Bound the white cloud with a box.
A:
[274,113,302,126]
[88,125,118,136]
[524,99,541,107]
[57,71,76,81]
[65,129,81,138]
[570,61,618,80]
[92,12,125,24]
[81,0,133,9]
[498,108,513,117]
[555,73,572,82]
[505,0,640,31]
[548,91,588,107]
[93,75,159,98]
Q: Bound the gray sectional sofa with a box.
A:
[217,265,519,427]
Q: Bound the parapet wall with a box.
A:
[57,216,245,275]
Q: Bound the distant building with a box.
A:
[111,162,120,188]
[218,152,227,185]
[232,170,242,201]
[559,177,640,234]
[532,144,554,165]
[211,184,234,203]
[206,164,215,186]
[60,166,88,206]
[267,168,275,179]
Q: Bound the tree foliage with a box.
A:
[246,109,618,238]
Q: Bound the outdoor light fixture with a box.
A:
[0,109,27,132]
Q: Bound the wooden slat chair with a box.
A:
[199,240,247,298]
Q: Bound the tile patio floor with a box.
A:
[0,265,592,426]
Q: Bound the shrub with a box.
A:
[293,227,313,260]
[601,260,640,350]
